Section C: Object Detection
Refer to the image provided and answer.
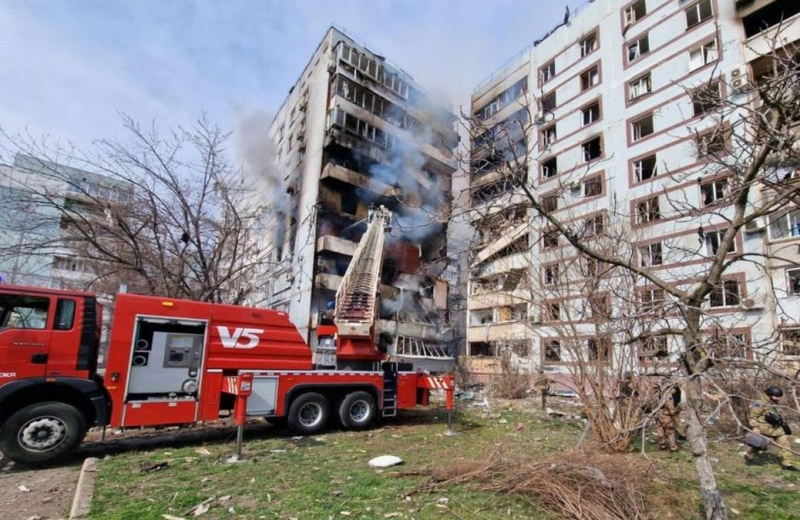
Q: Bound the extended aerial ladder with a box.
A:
[333,205,392,363]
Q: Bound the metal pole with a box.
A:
[234,424,244,459]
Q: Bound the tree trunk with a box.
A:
[685,376,728,520]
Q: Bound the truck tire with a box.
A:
[287,393,330,435]
[0,401,87,465]
[339,391,377,430]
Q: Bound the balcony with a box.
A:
[321,162,398,198]
[377,319,453,342]
[473,222,529,265]
[316,234,357,257]
[468,290,529,310]
[467,321,529,343]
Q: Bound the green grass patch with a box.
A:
[89,404,800,519]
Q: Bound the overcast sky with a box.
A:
[0,0,569,149]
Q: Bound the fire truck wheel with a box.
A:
[0,401,87,465]
[339,391,377,430]
[287,393,330,435]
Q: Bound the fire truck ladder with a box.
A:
[334,205,391,339]
[382,362,398,418]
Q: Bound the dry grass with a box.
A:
[408,449,662,520]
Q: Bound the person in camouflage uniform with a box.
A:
[534,367,549,410]
[745,386,795,470]
[656,386,681,452]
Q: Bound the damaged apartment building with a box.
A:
[466,0,800,383]
[261,27,460,371]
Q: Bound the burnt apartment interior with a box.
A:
[311,43,459,362]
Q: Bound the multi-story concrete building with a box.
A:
[0,154,130,289]
[466,0,800,382]
[261,27,460,370]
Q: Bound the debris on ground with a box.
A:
[369,455,404,468]
[546,408,566,417]
[408,449,657,520]
[140,460,169,473]
[17,485,30,492]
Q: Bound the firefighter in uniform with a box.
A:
[534,367,550,410]
[656,386,681,452]
[745,386,795,470]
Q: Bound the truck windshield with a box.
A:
[0,295,50,330]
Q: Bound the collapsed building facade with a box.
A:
[261,27,460,371]
[466,0,800,383]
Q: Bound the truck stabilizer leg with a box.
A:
[444,374,460,437]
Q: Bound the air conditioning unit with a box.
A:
[296,131,305,141]
[730,65,751,94]
[744,216,766,233]
[535,112,547,125]
[299,101,308,113]
[570,181,582,192]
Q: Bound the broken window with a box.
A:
[634,155,657,182]
[540,61,556,84]
[470,342,495,357]
[582,102,600,126]
[743,1,800,38]
[701,178,728,206]
[632,113,654,141]
[689,40,718,70]
[624,0,647,26]
[692,82,721,116]
[587,336,611,362]
[639,335,669,361]
[582,137,602,161]
[704,228,734,255]
[542,125,557,146]
[542,157,558,179]
[544,264,560,285]
[541,194,558,212]
[589,295,610,320]
[788,269,800,295]
[629,73,652,100]
[640,242,663,267]
[544,302,561,322]
[581,66,599,91]
[636,196,661,224]
[697,130,727,157]
[541,91,557,112]
[640,288,665,313]
[769,208,800,240]
[543,228,560,248]
[628,34,650,62]
[709,280,741,307]
[584,175,603,197]
[544,339,562,362]
[583,214,605,237]
[686,0,713,29]
[580,32,597,57]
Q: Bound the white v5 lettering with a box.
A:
[218,326,264,349]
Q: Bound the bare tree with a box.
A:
[0,114,271,304]
[460,31,800,520]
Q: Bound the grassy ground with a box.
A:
[88,400,800,520]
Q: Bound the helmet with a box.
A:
[765,386,784,398]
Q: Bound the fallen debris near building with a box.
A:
[408,449,657,520]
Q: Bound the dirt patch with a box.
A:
[0,457,80,520]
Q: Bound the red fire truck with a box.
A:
[0,206,453,464]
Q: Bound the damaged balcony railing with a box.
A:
[395,336,453,359]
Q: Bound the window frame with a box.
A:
[634,155,658,182]
[631,113,654,141]
[709,280,742,308]
[628,34,650,62]
[0,295,51,330]
[581,66,599,91]
[542,157,558,179]
[540,61,556,84]
[686,0,713,30]
[582,101,601,126]
[580,32,598,57]
[629,73,653,100]
[640,241,664,267]
[582,136,602,162]
[636,196,661,224]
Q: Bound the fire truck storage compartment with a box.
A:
[245,376,279,416]
[127,317,206,397]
